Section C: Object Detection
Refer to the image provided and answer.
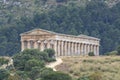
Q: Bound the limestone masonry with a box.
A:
[20,28,100,56]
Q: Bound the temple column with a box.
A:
[67,42,70,56]
[84,44,87,55]
[62,41,65,56]
[78,43,80,55]
[86,44,88,55]
[72,42,75,56]
[74,42,77,55]
[71,42,74,56]
[47,40,51,49]
[96,45,99,56]
[58,40,61,56]
[34,40,38,49]
[64,41,67,56]
[90,44,92,52]
[61,41,64,56]
[87,44,90,55]
[76,43,78,55]
[56,40,59,56]
[41,41,44,51]
[27,40,31,49]
[54,40,57,57]
[21,40,24,51]
[81,43,83,55]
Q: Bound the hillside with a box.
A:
[56,56,120,80]
[0,0,120,56]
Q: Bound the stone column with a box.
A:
[96,45,99,56]
[27,40,31,49]
[64,41,67,56]
[81,43,83,55]
[74,42,77,55]
[87,44,90,55]
[21,40,24,51]
[61,41,64,56]
[47,40,50,49]
[78,43,80,55]
[41,40,44,51]
[58,40,61,56]
[34,40,38,49]
[90,44,93,52]
[82,44,84,55]
[71,42,74,56]
[54,40,57,57]
[63,41,65,56]
[72,42,75,56]
[68,42,71,56]
[84,44,87,55]
[56,40,59,56]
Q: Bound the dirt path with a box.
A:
[0,56,13,69]
[46,58,63,71]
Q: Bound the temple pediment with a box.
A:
[20,29,56,36]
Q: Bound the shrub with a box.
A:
[41,71,72,80]
[88,52,95,56]
[105,51,118,56]
[0,57,9,66]
[89,72,102,80]
[44,48,55,58]
[117,46,120,55]
[78,76,90,80]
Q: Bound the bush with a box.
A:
[44,49,55,58]
[41,71,72,80]
[0,57,9,66]
[105,51,118,56]
[89,72,102,80]
[117,46,120,55]
[88,52,95,56]
[78,76,90,80]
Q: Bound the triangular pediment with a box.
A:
[21,29,56,35]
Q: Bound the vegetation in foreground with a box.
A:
[56,56,120,80]
[0,48,120,80]
[0,49,72,80]
[0,57,9,66]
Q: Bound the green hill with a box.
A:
[0,0,120,56]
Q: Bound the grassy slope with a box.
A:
[56,56,120,80]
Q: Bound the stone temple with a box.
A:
[20,28,100,56]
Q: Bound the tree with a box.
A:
[44,48,55,58]
[0,69,9,80]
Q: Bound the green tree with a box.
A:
[44,48,55,58]
[0,69,9,80]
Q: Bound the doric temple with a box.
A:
[20,28,100,56]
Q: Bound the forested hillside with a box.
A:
[0,0,120,56]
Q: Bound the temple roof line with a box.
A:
[20,28,100,40]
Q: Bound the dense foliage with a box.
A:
[0,0,120,56]
[0,49,72,80]
[0,57,9,66]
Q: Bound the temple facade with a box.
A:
[20,28,100,56]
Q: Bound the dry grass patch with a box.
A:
[56,56,120,80]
